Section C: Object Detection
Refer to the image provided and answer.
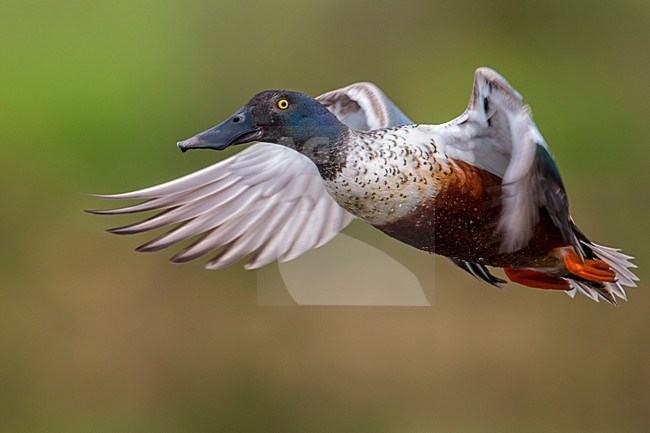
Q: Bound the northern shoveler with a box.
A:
[91,68,638,304]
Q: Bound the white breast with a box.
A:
[322,126,451,225]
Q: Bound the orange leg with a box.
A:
[562,248,616,283]
[504,268,570,291]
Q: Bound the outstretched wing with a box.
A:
[91,143,352,270]
[91,83,411,269]
[436,67,579,255]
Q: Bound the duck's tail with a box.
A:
[560,223,638,304]
[504,224,638,305]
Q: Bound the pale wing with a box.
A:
[434,67,579,254]
[91,83,417,269]
[317,82,412,130]
[91,143,354,269]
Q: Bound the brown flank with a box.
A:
[375,159,568,270]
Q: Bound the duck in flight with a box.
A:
[91,68,638,304]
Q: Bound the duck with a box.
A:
[91,67,638,304]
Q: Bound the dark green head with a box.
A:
[177,90,347,155]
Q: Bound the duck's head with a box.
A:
[177,90,345,154]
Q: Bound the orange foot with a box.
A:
[504,268,570,291]
[562,248,616,283]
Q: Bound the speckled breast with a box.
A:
[321,128,448,226]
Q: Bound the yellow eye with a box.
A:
[277,99,289,110]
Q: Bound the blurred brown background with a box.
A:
[1,0,649,431]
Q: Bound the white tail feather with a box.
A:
[564,240,637,304]
[589,243,639,287]
[568,280,600,302]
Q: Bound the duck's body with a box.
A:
[91,68,638,304]
[375,163,565,271]
[303,125,569,273]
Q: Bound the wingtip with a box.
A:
[169,257,188,263]
[169,253,196,264]
[243,262,261,271]
[86,192,130,200]
[106,226,138,235]
[87,207,144,216]
[86,208,120,215]
[82,191,120,199]
[135,241,168,253]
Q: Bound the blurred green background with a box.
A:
[1,0,649,431]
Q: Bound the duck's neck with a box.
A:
[308,128,352,181]
[278,124,351,181]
